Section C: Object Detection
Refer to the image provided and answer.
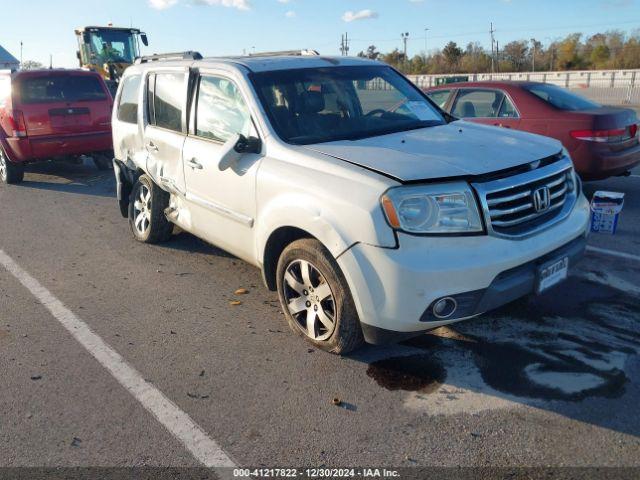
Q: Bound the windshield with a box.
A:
[524,83,600,111]
[87,30,139,64]
[250,65,445,144]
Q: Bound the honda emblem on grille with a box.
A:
[532,186,551,212]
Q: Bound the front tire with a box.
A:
[276,238,364,355]
[128,174,173,243]
[0,148,24,184]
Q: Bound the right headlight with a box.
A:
[381,181,484,234]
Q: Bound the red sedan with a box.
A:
[424,81,640,180]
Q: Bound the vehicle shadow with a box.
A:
[348,255,640,439]
[163,230,237,260]
[20,161,115,198]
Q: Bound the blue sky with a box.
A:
[1,0,639,67]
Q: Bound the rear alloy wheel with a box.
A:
[277,238,364,354]
[128,174,173,243]
[0,148,24,184]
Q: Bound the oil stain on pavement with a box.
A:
[367,271,640,408]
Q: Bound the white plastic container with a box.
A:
[590,191,625,234]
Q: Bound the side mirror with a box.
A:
[218,134,262,171]
[234,134,262,154]
[140,33,149,47]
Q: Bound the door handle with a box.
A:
[146,141,159,152]
[187,158,203,170]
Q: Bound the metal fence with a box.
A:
[407,69,640,106]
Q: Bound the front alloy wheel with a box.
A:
[283,259,336,341]
[276,238,364,354]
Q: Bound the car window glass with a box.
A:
[524,83,600,111]
[498,96,518,118]
[352,77,407,115]
[251,66,444,145]
[452,89,504,118]
[152,72,184,132]
[196,76,251,142]
[117,75,141,124]
[426,90,451,109]
[19,75,107,104]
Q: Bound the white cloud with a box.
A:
[285,10,296,17]
[148,0,178,9]
[277,0,292,3]
[191,0,251,9]
[342,9,378,22]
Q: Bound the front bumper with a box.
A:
[337,193,591,344]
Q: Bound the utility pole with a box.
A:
[401,32,409,70]
[49,54,53,69]
[424,28,429,61]
[340,33,350,56]
[490,22,496,73]
[531,38,536,72]
[20,41,23,68]
[496,40,500,73]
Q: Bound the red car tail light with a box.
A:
[7,110,27,138]
[570,125,637,143]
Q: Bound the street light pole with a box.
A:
[401,32,409,70]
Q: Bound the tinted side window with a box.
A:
[196,76,251,142]
[152,73,185,132]
[426,90,451,109]
[117,75,141,124]
[498,96,518,118]
[452,89,504,118]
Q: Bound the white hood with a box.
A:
[303,120,563,182]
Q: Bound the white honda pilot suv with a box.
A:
[112,51,590,354]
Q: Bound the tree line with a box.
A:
[358,30,640,74]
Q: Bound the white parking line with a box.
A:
[0,249,236,470]
[586,245,640,263]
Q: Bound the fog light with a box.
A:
[432,297,457,319]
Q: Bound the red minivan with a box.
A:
[0,69,114,184]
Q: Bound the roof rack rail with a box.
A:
[246,49,320,58]
[135,51,203,64]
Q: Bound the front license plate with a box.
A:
[537,256,569,294]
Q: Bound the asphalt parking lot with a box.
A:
[1,160,639,476]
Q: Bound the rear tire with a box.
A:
[93,154,112,171]
[276,238,364,355]
[0,148,24,184]
[128,174,173,244]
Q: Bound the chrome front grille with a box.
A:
[473,157,577,238]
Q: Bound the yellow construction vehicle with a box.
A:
[75,25,148,91]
